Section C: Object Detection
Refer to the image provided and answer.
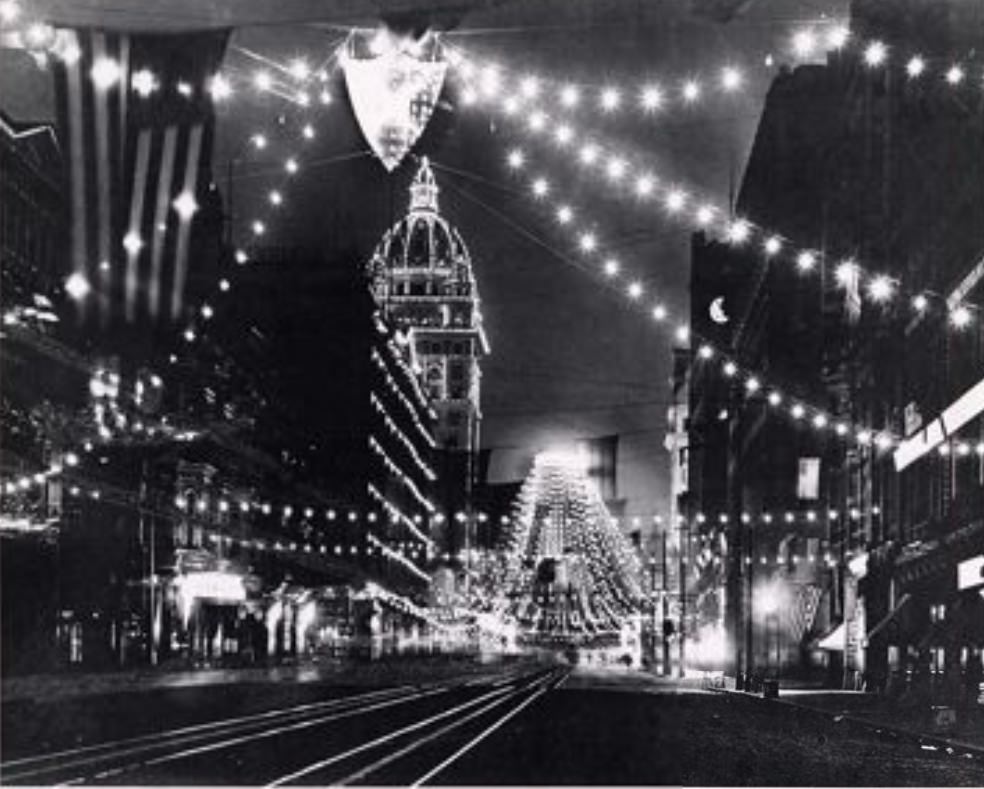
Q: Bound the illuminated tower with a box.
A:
[368,158,489,515]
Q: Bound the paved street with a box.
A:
[4,664,984,785]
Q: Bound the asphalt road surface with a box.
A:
[4,663,984,785]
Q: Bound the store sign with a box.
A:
[958,556,984,591]
[174,571,246,603]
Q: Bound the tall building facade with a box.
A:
[368,158,489,530]
[688,0,984,693]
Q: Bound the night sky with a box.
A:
[2,0,847,522]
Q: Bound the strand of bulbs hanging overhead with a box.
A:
[446,22,984,122]
[451,54,980,331]
[474,147,984,456]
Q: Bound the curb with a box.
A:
[709,686,984,759]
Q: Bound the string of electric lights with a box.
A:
[447,23,984,122]
[466,149,984,456]
[458,80,981,328]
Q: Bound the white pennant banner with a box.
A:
[343,30,447,172]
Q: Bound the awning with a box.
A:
[866,593,912,642]
[816,622,846,651]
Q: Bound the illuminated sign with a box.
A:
[958,556,984,591]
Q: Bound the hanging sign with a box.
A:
[343,28,447,172]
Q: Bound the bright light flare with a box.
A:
[864,41,887,67]
[792,29,817,57]
[131,68,158,97]
[796,250,817,271]
[950,305,972,328]
[640,84,663,111]
[835,260,858,287]
[531,177,549,197]
[727,219,751,244]
[906,56,926,78]
[867,274,894,302]
[682,80,701,102]
[65,272,91,300]
[946,65,965,85]
[507,149,525,169]
[91,57,122,90]
[209,73,233,101]
[720,67,743,91]
[560,84,580,107]
[600,87,621,111]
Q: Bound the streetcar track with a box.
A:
[3,682,450,784]
[337,670,562,786]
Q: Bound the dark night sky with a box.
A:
[1,0,847,523]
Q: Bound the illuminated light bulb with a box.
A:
[634,174,655,197]
[254,70,273,91]
[122,231,144,254]
[0,0,20,23]
[502,96,520,115]
[791,404,805,419]
[579,143,599,165]
[976,442,984,456]
[554,124,574,145]
[720,67,743,91]
[252,220,266,236]
[209,73,232,100]
[745,377,761,393]
[727,219,751,244]
[65,272,91,300]
[480,65,500,96]
[520,76,540,98]
[531,177,549,197]
[627,282,643,299]
[796,250,817,271]
[507,149,525,168]
[65,452,80,467]
[856,429,872,445]
[665,189,686,213]
[767,391,782,407]
[698,344,713,359]
[826,25,850,50]
[604,258,620,277]
[946,65,965,85]
[172,191,198,221]
[177,81,193,97]
[91,57,122,90]
[695,205,716,225]
[682,80,701,102]
[835,260,858,287]
[251,133,267,149]
[764,236,782,256]
[528,111,547,131]
[675,325,690,343]
[875,433,894,451]
[600,87,621,111]
[938,443,951,457]
[835,422,848,436]
[579,233,597,252]
[131,68,158,97]
[864,40,887,67]
[269,190,283,206]
[906,56,926,78]
[219,279,230,292]
[556,205,573,224]
[912,293,929,312]
[560,84,580,107]
[792,29,817,57]
[235,249,248,264]
[289,58,310,81]
[285,157,298,174]
[58,41,82,65]
[813,414,828,429]
[606,157,626,180]
[640,84,663,111]
[319,89,332,105]
[957,442,971,456]
[950,305,972,328]
[723,361,737,377]
[302,123,315,139]
[183,328,196,342]
[867,274,894,302]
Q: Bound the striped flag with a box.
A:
[52,28,229,336]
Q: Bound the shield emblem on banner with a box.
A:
[343,30,447,172]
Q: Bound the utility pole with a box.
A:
[662,530,670,676]
[679,524,688,678]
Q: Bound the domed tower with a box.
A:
[368,158,489,509]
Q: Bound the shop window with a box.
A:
[930,647,945,674]
[930,603,946,623]
[888,645,900,672]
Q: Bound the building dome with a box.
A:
[367,158,479,308]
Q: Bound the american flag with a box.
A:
[53,28,228,335]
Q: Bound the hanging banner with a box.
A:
[796,457,820,500]
[343,28,447,172]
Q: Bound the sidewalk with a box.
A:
[0,655,504,705]
[715,683,984,756]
